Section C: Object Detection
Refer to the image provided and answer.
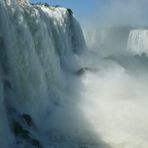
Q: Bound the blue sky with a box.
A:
[31,0,107,22]
[31,0,148,26]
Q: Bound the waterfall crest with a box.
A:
[0,0,87,147]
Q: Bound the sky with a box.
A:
[31,0,148,26]
[30,0,107,23]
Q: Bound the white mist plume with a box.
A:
[80,1,148,147]
[1,0,148,148]
[77,53,148,148]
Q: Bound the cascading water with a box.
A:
[127,29,148,56]
[84,26,132,57]
[0,0,92,147]
[82,26,148,148]
[1,0,148,148]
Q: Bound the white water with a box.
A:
[0,0,89,147]
[1,0,148,148]
[127,29,148,56]
[81,27,148,148]
[78,58,148,148]
[84,26,131,57]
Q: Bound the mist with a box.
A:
[75,0,148,147]
[52,0,148,147]
[75,53,148,147]
[1,0,148,147]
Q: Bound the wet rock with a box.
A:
[22,114,33,127]
[12,121,30,138]
[55,5,61,8]
[67,8,73,16]
[44,3,49,7]
[4,79,12,89]
[76,68,90,75]
[31,138,41,148]
[76,67,99,75]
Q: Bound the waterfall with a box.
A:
[0,0,87,147]
[2,0,148,147]
[127,29,148,56]
[84,26,132,57]
[81,26,148,148]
